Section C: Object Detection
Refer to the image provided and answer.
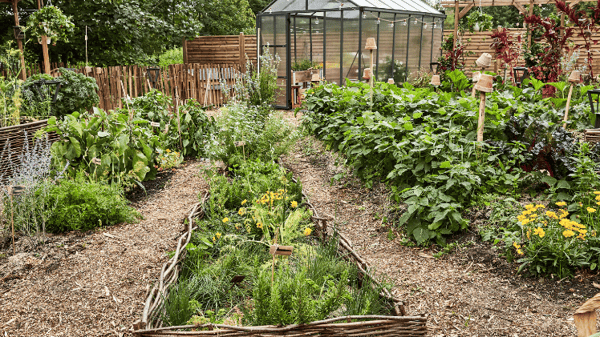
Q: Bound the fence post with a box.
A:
[182,37,188,64]
[240,32,246,73]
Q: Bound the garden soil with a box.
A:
[282,112,596,336]
[0,160,209,337]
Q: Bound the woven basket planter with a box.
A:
[0,119,58,181]
[133,188,427,336]
[585,129,600,143]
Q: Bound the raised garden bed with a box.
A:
[132,176,426,337]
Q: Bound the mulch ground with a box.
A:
[281,132,599,336]
[0,160,209,337]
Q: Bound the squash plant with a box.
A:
[45,108,161,187]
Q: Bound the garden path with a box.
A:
[282,135,583,336]
[0,160,208,337]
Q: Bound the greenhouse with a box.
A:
[257,0,446,108]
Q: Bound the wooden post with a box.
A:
[37,0,50,74]
[239,32,246,73]
[563,83,574,129]
[10,189,15,256]
[454,0,459,49]
[12,0,27,80]
[527,0,534,48]
[182,37,188,64]
[478,92,486,142]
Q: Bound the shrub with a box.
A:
[44,175,140,233]
[52,68,100,116]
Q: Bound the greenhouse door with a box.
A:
[257,13,291,109]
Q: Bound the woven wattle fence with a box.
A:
[133,185,428,336]
[0,120,58,181]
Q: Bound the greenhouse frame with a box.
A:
[257,0,446,109]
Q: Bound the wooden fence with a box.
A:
[444,29,600,75]
[183,33,258,68]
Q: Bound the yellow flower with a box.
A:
[535,204,545,209]
[592,230,597,237]
[594,191,600,195]
[238,208,246,216]
[212,236,216,242]
[521,219,530,225]
[545,211,558,219]
[525,204,535,210]
[517,249,524,255]
[563,230,575,238]
[513,242,521,249]
[291,201,298,208]
[596,202,600,206]
[222,217,229,223]
[530,214,538,218]
[256,222,263,229]
[556,201,567,207]
[587,207,597,213]
[517,215,527,222]
[577,233,586,240]
[595,195,600,201]
[166,149,171,153]
[303,228,312,236]
[526,229,531,239]
[241,199,247,205]
[216,232,222,239]
[533,227,545,238]
[559,209,569,219]
[579,229,588,235]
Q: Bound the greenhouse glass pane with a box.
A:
[308,0,344,11]
[351,0,442,15]
[324,12,341,84]
[269,0,306,13]
[419,16,433,70]
[311,13,325,67]
[342,10,360,82]
[431,17,443,65]
[360,11,378,80]
[292,16,312,64]
[260,16,275,46]
[376,12,394,82]
[393,15,409,82]
[407,16,421,75]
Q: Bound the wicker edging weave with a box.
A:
[133,180,425,336]
[585,129,600,143]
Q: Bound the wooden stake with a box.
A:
[454,0,459,49]
[563,83,574,129]
[175,87,182,149]
[10,190,15,256]
[12,0,26,80]
[477,92,486,142]
[370,49,374,107]
[37,0,50,75]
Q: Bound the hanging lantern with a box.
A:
[365,37,377,50]
[388,78,395,84]
[363,13,367,19]
[315,17,319,25]
[513,66,528,86]
[402,20,407,26]
[31,79,62,104]
[147,67,161,89]
[377,18,380,25]
[587,89,600,128]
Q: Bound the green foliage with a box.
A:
[292,59,322,71]
[0,43,24,127]
[45,108,161,187]
[157,48,183,68]
[53,69,100,116]
[43,176,140,232]
[378,57,408,84]
[194,0,256,36]
[462,11,494,33]
[25,5,75,43]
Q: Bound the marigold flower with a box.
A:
[241,199,247,205]
[594,191,600,195]
[596,195,600,201]
[533,227,545,238]
[166,149,171,153]
[525,204,535,210]
[587,207,597,213]
[238,208,246,216]
[212,236,216,242]
[563,230,575,238]
[257,222,263,229]
[517,249,524,255]
[291,201,298,208]
[222,217,229,223]
[527,229,531,239]
[521,219,530,225]
[545,211,558,219]
[304,228,312,236]
[216,232,222,239]
[513,242,521,249]
[556,201,567,207]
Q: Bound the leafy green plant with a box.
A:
[25,6,75,44]
[52,69,100,116]
[292,59,322,71]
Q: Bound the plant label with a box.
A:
[10,185,25,197]
[269,245,293,256]
[150,122,160,127]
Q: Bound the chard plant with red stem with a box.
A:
[490,28,524,84]
[556,0,600,78]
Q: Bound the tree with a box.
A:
[248,0,271,14]
[192,0,256,36]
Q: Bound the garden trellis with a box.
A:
[257,0,446,109]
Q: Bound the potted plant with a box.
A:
[464,11,493,33]
[26,6,74,46]
[291,59,323,83]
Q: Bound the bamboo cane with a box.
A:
[477,92,486,142]
[563,83,574,129]
[10,188,15,256]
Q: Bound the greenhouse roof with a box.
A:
[263,0,444,16]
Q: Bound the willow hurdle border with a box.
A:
[133,183,425,336]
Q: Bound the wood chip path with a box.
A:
[0,160,208,337]
[281,135,582,336]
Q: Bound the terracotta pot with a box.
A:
[363,68,372,80]
[474,73,494,93]
[472,71,481,82]
[365,37,377,50]
[430,74,441,86]
[388,78,395,84]
[568,70,581,83]
[476,53,492,68]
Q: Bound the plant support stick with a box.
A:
[563,83,574,129]
[477,92,486,142]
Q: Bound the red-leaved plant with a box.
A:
[555,0,600,78]
[490,28,523,84]
[523,15,575,84]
